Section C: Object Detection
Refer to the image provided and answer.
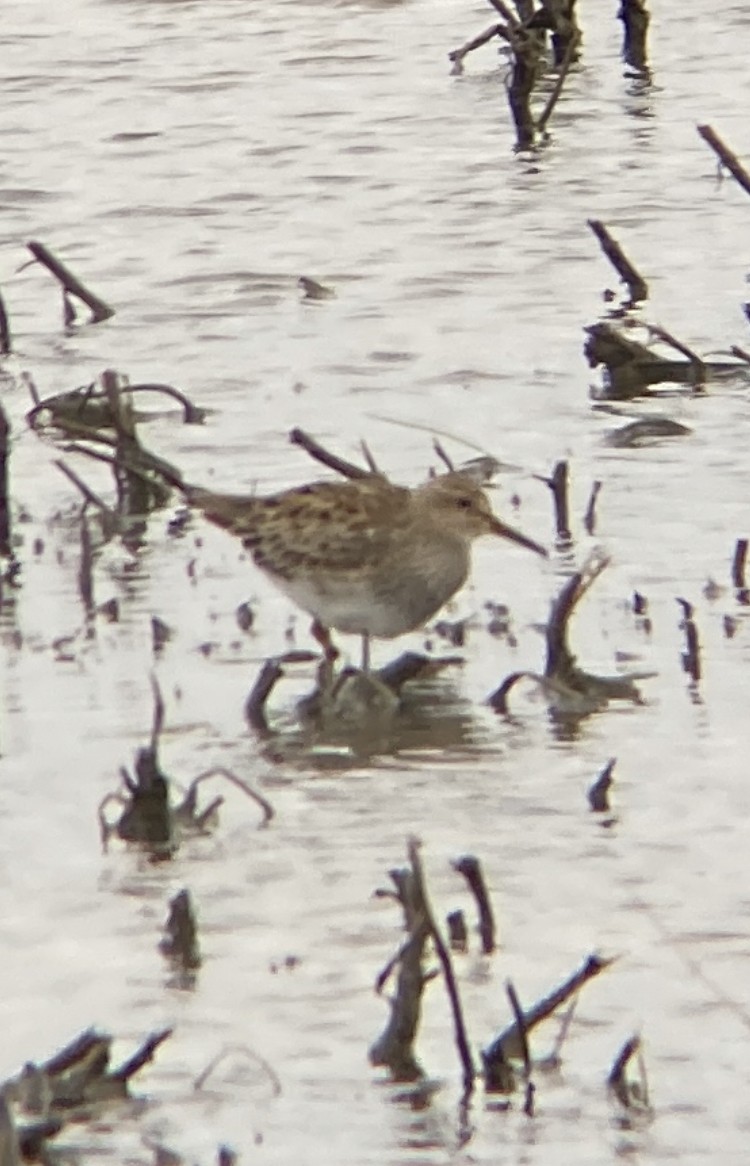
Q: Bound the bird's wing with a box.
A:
[187,478,410,576]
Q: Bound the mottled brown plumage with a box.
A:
[185,472,546,668]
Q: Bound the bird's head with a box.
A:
[416,474,547,556]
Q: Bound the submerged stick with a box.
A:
[27,240,115,323]
[0,404,10,558]
[588,220,648,304]
[697,125,750,198]
[0,291,10,356]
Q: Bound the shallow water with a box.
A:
[3,0,750,1162]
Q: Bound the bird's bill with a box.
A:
[489,516,548,557]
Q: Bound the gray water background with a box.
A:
[3,0,750,1161]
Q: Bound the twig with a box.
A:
[587,220,648,304]
[408,837,476,1093]
[26,240,115,323]
[289,427,371,480]
[188,767,275,826]
[647,324,706,382]
[535,30,581,137]
[697,125,750,198]
[54,459,115,526]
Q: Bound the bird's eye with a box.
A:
[456,497,472,510]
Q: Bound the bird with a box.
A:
[183,471,546,671]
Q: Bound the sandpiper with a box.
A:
[185,471,546,670]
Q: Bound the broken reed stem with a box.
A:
[453,855,496,954]
[583,480,601,536]
[244,658,284,734]
[535,29,581,137]
[150,673,166,752]
[697,125,750,199]
[505,980,535,1116]
[677,598,701,683]
[618,0,650,72]
[0,291,10,356]
[537,460,571,542]
[0,403,10,558]
[78,510,95,621]
[588,757,615,812]
[27,240,115,323]
[289,427,371,480]
[587,220,648,304]
[731,537,748,591]
[112,1027,173,1084]
[408,837,476,1093]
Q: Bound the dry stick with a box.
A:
[26,240,115,323]
[535,29,581,137]
[730,344,750,365]
[697,125,750,199]
[0,403,10,558]
[408,837,476,1093]
[289,427,371,480]
[0,291,10,356]
[587,220,649,304]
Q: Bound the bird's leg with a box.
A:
[360,634,371,674]
[310,619,339,663]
